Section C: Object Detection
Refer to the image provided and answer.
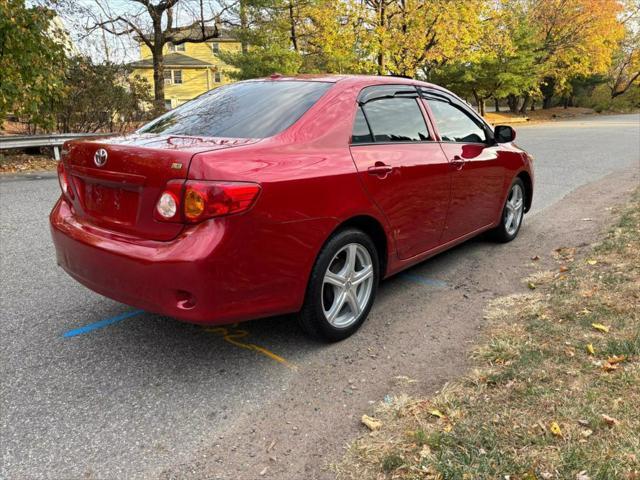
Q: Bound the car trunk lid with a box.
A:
[63,134,258,241]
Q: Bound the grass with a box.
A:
[335,190,640,480]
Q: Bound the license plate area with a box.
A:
[82,180,139,224]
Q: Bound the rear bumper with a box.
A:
[49,198,305,324]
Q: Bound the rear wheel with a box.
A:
[492,178,526,243]
[298,229,379,342]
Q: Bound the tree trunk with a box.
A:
[288,1,298,52]
[240,0,248,54]
[507,94,519,113]
[377,1,386,75]
[472,90,485,116]
[519,93,530,114]
[540,76,555,109]
[152,47,165,113]
[494,97,500,113]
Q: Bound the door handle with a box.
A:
[451,155,465,171]
[368,162,394,177]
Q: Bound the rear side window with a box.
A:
[427,99,487,143]
[138,81,333,138]
[351,107,373,144]
[361,98,429,143]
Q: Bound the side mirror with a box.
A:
[494,125,516,143]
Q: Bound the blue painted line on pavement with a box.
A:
[400,273,448,289]
[63,309,145,338]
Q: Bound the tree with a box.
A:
[526,0,624,108]
[55,56,152,132]
[608,1,640,98]
[84,0,234,112]
[0,1,66,129]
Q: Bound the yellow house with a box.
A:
[130,29,241,110]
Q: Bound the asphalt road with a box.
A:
[1,113,639,479]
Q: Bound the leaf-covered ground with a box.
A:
[0,153,57,173]
[336,190,639,480]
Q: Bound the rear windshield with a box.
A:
[137,80,333,138]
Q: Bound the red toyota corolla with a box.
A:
[50,75,533,341]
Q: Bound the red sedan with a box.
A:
[50,75,533,341]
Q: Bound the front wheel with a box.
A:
[298,229,379,342]
[492,178,526,243]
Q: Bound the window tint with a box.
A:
[138,81,333,139]
[427,100,487,143]
[351,107,373,144]
[362,98,429,142]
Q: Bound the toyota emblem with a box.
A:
[94,148,108,167]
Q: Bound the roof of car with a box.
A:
[246,73,439,89]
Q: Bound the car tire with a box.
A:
[492,177,526,243]
[298,228,379,342]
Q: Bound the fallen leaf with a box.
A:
[586,344,595,355]
[444,423,453,432]
[260,467,268,476]
[601,414,620,426]
[581,429,593,438]
[587,260,597,265]
[591,323,610,333]
[527,282,536,290]
[550,421,563,437]
[576,471,591,480]
[429,409,446,419]
[531,255,540,261]
[602,362,619,372]
[361,415,382,431]
[607,355,626,364]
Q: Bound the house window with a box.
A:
[214,71,222,83]
[164,70,182,85]
[168,42,185,52]
[164,99,173,110]
[211,42,220,54]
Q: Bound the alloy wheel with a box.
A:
[504,183,524,236]
[321,243,374,328]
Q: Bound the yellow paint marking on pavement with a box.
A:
[203,326,298,371]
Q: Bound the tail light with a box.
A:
[57,162,75,200]
[155,180,261,224]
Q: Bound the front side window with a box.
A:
[211,42,220,54]
[172,70,182,84]
[138,80,333,139]
[362,97,429,142]
[427,99,487,143]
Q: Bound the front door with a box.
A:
[349,86,451,259]
[422,93,504,242]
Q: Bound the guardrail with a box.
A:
[0,133,117,160]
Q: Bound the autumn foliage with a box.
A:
[221,0,638,113]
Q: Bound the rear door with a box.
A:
[420,89,504,242]
[349,85,451,259]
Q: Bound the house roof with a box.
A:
[129,53,213,69]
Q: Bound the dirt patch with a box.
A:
[159,168,638,480]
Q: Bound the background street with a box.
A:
[1,113,638,479]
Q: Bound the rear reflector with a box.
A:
[155,180,261,224]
